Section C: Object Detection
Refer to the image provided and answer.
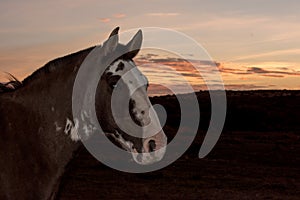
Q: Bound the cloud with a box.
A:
[218,66,248,75]
[223,84,269,90]
[247,67,300,76]
[137,54,300,79]
[135,54,300,95]
[146,12,180,17]
[113,13,126,18]
[261,74,284,78]
[136,53,159,61]
[218,63,300,78]
[137,55,219,72]
[100,18,111,23]
[247,67,267,74]
[136,56,222,88]
[136,55,227,94]
[99,13,125,23]
[147,82,270,96]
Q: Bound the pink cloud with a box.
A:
[100,18,111,23]
[114,13,126,18]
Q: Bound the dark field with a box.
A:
[57,91,300,200]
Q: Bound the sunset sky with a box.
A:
[0,0,299,95]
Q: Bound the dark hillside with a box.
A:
[57,90,300,200]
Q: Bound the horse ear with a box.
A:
[125,29,143,59]
[103,27,120,56]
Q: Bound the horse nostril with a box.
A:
[148,140,156,152]
[141,110,145,115]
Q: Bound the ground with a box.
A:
[57,91,300,200]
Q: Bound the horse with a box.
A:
[0,27,167,200]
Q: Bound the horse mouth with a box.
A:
[131,131,167,165]
[131,145,167,165]
[110,130,167,165]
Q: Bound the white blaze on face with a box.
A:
[107,60,150,119]
[106,60,148,95]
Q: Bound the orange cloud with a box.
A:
[135,54,300,94]
[114,13,126,18]
[100,18,111,23]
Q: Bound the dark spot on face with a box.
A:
[108,75,121,89]
[129,99,143,127]
[116,62,125,72]
[106,72,113,77]
[129,99,136,109]
[148,140,156,152]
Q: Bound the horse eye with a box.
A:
[112,83,117,88]
[109,81,118,89]
[108,75,121,89]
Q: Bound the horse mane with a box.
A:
[0,46,95,94]
[22,46,95,85]
[0,73,22,93]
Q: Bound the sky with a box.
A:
[0,0,299,95]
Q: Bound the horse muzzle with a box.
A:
[131,130,167,165]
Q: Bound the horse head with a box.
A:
[95,27,167,165]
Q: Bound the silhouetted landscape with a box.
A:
[57,90,300,200]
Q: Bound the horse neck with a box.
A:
[13,52,89,156]
[0,50,93,199]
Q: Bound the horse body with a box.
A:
[0,27,167,199]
